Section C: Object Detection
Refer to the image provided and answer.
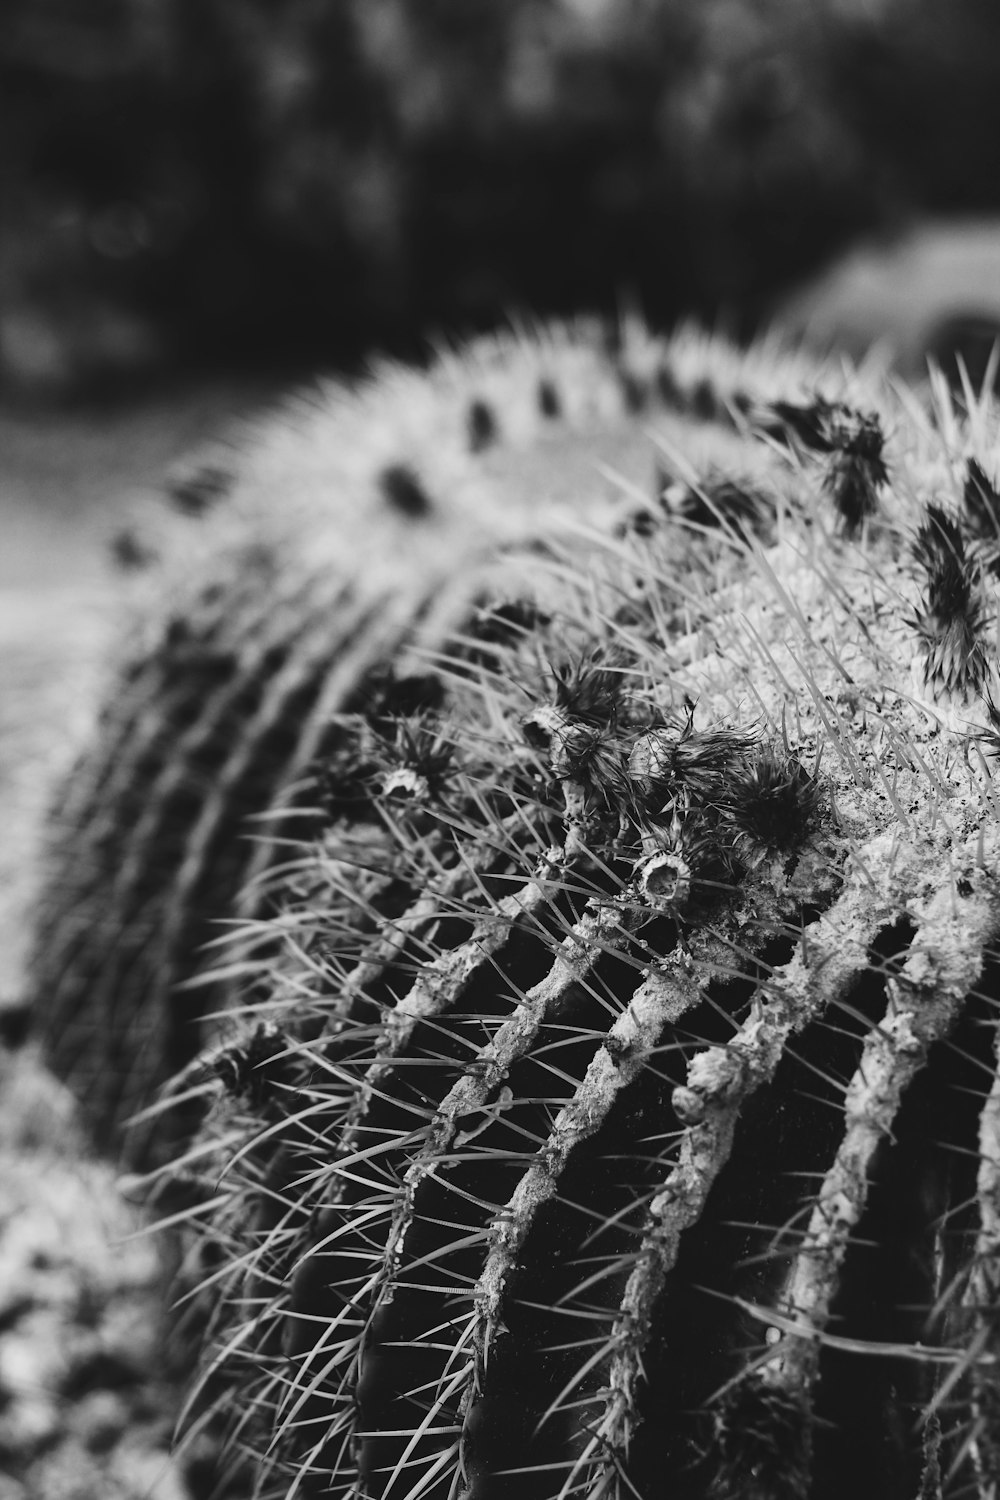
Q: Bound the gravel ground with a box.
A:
[0,379,282,1500]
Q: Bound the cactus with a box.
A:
[29,319,810,1160]
[33,320,1000,1496]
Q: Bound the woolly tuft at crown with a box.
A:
[27,321,1000,1497]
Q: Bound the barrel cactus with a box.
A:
[29,319,800,1159]
[31,321,1000,1497]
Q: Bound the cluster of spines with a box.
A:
[750,395,888,532]
[910,504,988,695]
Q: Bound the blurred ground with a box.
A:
[0,377,281,1500]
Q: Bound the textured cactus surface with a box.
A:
[31,321,1000,1497]
[30,320,806,1158]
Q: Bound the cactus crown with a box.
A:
[31,323,1000,1497]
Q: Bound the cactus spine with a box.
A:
[30,322,1000,1496]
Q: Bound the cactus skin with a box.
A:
[31,320,1000,1495]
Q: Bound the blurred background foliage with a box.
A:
[2,0,999,395]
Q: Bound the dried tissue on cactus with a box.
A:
[27,321,1000,1497]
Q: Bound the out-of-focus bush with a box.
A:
[2,0,999,393]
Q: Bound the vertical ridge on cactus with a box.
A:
[26,317,1000,1496]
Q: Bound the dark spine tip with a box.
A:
[726,746,821,853]
[656,361,680,406]
[911,503,986,693]
[825,457,879,533]
[377,463,434,519]
[710,1378,812,1500]
[380,723,454,802]
[469,598,550,646]
[614,507,659,539]
[602,1033,633,1067]
[981,689,1000,755]
[764,398,838,453]
[0,1002,31,1050]
[537,377,561,419]
[964,457,1000,539]
[551,653,624,728]
[665,476,773,541]
[109,528,156,571]
[913,505,976,608]
[617,367,648,414]
[467,398,498,453]
[168,465,232,516]
[349,665,446,722]
[691,377,720,421]
[824,415,887,532]
[521,715,552,752]
[213,1022,294,1110]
